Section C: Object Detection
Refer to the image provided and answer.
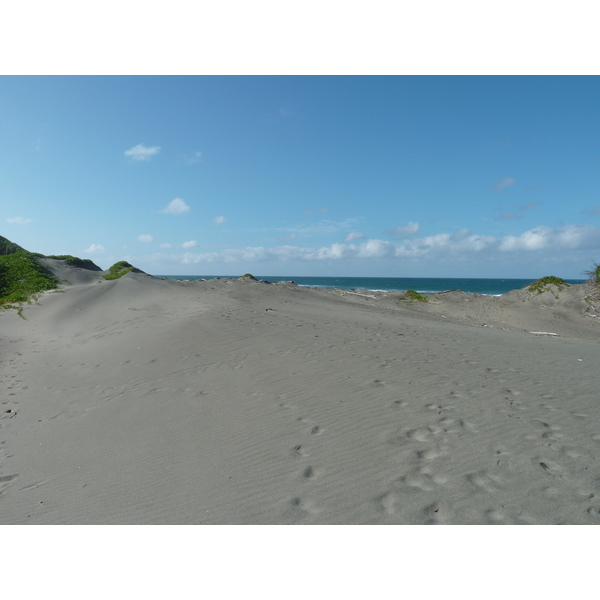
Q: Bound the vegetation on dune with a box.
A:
[240,273,258,281]
[0,251,60,315]
[103,261,134,280]
[582,263,600,312]
[0,235,26,256]
[398,289,429,303]
[583,262,600,288]
[45,254,100,269]
[526,276,569,297]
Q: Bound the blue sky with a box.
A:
[2,75,600,278]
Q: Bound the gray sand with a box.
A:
[1,264,600,524]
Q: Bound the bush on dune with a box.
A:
[526,276,569,298]
[0,251,60,313]
[0,235,26,256]
[103,261,134,280]
[45,254,100,270]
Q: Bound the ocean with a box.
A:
[155,276,587,296]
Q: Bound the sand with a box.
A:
[1,260,600,524]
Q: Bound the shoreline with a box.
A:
[154,274,588,296]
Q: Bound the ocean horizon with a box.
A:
[155,275,587,296]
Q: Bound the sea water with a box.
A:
[156,276,587,296]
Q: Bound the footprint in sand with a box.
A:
[302,466,317,480]
[406,426,436,443]
[290,444,307,458]
[286,496,318,518]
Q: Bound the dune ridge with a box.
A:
[1,263,600,524]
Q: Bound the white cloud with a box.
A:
[160,198,191,215]
[213,216,226,225]
[493,177,516,191]
[182,240,197,249]
[124,143,161,161]
[84,244,105,254]
[389,221,420,237]
[159,243,172,249]
[163,224,600,268]
[344,231,366,243]
[138,234,154,243]
[6,217,32,225]
[499,225,600,252]
[357,239,396,258]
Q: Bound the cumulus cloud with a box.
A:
[344,231,366,243]
[6,217,32,225]
[124,143,161,161]
[182,240,197,249]
[493,177,516,191]
[138,234,154,243]
[160,198,191,215]
[389,221,420,237]
[213,216,226,225]
[499,225,600,252]
[84,244,105,254]
[169,224,600,267]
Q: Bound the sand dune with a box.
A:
[1,265,599,524]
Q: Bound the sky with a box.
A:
[2,75,600,279]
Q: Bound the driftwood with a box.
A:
[333,288,377,299]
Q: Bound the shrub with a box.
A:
[398,289,428,303]
[240,273,258,281]
[583,262,600,287]
[0,235,26,256]
[0,251,60,309]
[103,261,134,280]
[526,276,569,296]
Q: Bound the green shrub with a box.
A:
[0,251,60,308]
[398,289,428,303]
[103,261,134,280]
[240,273,258,281]
[526,276,569,296]
[0,235,26,256]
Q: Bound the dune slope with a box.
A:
[1,271,600,524]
